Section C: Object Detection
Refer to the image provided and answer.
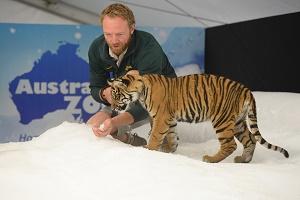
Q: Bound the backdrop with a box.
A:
[0,23,205,143]
[205,12,300,93]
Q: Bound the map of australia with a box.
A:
[9,42,98,124]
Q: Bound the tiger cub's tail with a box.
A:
[247,95,289,158]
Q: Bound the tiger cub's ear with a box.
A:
[107,77,130,88]
[107,78,114,86]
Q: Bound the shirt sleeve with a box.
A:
[126,102,149,123]
[136,35,174,77]
[88,41,110,105]
[138,44,166,75]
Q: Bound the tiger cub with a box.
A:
[108,74,289,163]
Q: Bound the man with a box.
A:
[87,3,177,146]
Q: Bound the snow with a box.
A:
[0,92,300,200]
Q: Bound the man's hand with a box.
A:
[92,118,115,137]
[127,70,139,75]
[103,87,112,104]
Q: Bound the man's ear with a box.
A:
[130,24,135,34]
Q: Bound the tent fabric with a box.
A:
[0,0,77,24]
[1,0,300,27]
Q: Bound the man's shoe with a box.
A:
[124,132,147,146]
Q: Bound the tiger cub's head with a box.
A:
[107,74,144,113]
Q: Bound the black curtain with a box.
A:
[205,12,300,92]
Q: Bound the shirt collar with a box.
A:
[109,47,128,67]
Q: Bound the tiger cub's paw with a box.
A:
[160,144,178,153]
[233,156,252,163]
[145,144,160,151]
[202,155,221,163]
[202,155,212,163]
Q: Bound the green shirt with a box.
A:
[88,29,177,122]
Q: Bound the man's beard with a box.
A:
[108,36,131,56]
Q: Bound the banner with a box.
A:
[0,23,205,143]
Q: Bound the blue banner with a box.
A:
[0,23,205,143]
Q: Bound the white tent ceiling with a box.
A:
[1,0,300,27]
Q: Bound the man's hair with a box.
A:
[99,3,136,27]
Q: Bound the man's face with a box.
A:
[102,16,135,56]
